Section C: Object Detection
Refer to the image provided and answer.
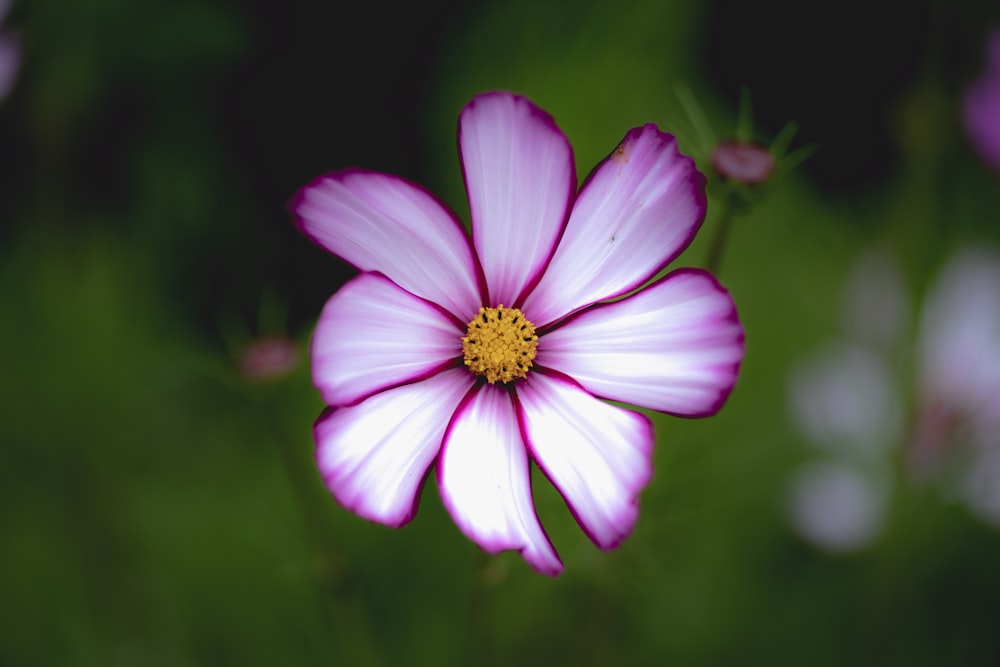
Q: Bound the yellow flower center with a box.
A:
[461,305,538,384]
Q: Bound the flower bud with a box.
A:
[710,141,775,185]
[239,336,299,382]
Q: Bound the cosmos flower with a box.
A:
[293,92,744,575]
[963,27,1000,175]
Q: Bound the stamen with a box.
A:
[461,305,538,384]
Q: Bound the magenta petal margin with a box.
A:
[293,91,744,575]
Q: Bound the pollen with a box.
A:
[461,305,538,384]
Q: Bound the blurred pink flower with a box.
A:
[962,28,1000,175]
[293,92,744,575]
[0,0,19,103]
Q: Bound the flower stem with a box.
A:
[705,192,738,275]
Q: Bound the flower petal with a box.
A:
[522,125,707,327]
[437,384,562,576]
[538,269,743,416]
[311,272,463,407]
[516,373,653,550]
[459,92,575,306]
[315,368,474,527]
[293,169,483,319]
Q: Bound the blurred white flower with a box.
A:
[917,248,1000,436]
[785,250,905,552]
[787,245,1000,550]
[915,247,1000,524]
[786,461,888,553]
[788,341,902,459]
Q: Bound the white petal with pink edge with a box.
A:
[312,272,464,407]
[522,125,706,327]
[293,170,482,320]
[459,92,575,307]
[538,269,743,416]
[315,368,474,528]
[437,384,563,576]
[516,373,654,550]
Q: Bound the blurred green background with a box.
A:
[2,0,1000,665]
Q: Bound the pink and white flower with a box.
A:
[293,92,744,575]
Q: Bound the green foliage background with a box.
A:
[2,0,999,665]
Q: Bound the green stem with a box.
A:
[705,193,738,275]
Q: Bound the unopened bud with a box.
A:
[239,336,299,382]
[710,141,775,185]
